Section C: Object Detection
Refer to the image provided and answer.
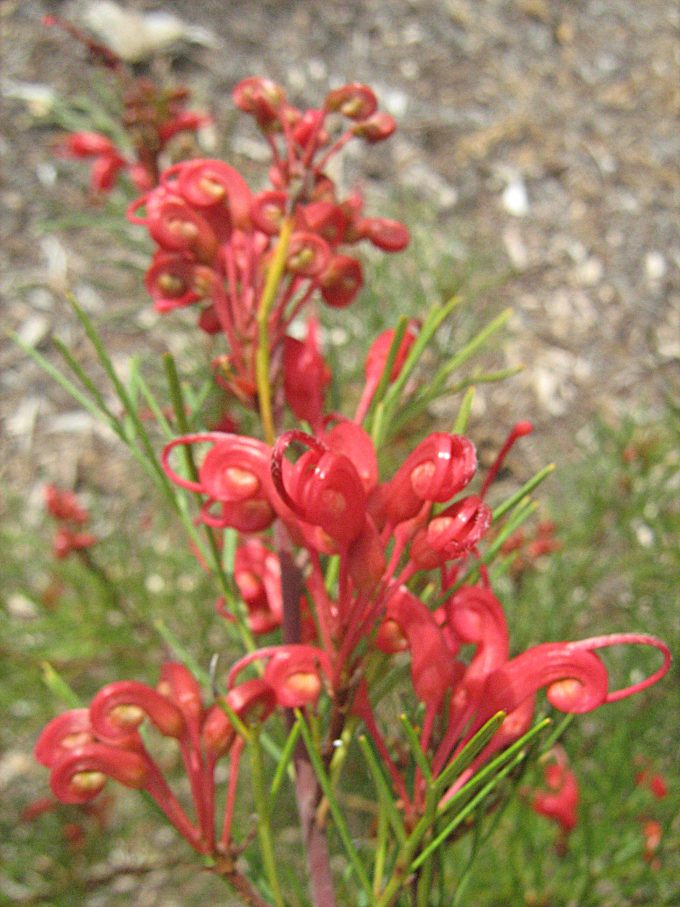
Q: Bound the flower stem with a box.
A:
[249,733,285,907]
[256,217,293,444]
[276,523,337,907]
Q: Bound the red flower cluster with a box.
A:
[34,663,279,855]
[44,485,97,560]
[46,15,209,192]
[34,70,673,884]
[128,78,408,409]
[156,415,670,824]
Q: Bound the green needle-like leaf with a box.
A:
[297,712,373,897]
[358,735,408,846]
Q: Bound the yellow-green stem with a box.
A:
[256,217,294,444]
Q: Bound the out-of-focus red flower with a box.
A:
[641,818,663,868]
[44,485,89,524]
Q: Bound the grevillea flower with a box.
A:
[46,15,209,193]
[635,767,668,800]
[641,819,663,868]
[123,80,408,416]
[228,645,333,709]
[34,663,286,857]
[44,485,97,559]
[162,433,279,532]
[381,433,478,528]
[44,485,89,524]
[530,748,580,841]
[272,430,367,548]
[410,495,493,569]
[228,539,283,634]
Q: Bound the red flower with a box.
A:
[531,749,580,840]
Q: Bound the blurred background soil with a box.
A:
[2,0,679,490]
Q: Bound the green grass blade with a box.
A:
[297,712,373,897]
[269,720,302,803]
[358,735,408,846]
[492,463,556,522]
[51,335,117,422]
[437,718,551,818]
[427,308,512,396]
[400,713,432,783]
[412,749,527,872]
[40,661,82,709]
[453,387,476,434]
[433,712,506,794]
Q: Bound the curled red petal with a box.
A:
[173,159,252,228]
[35,709,94,768]
[299,201,348,247]
[565,633,672,702]
[358,217,410,251]
[381,587,457,707]
[145,252,211,312]
[49,743,149,804]
[411,496,492,568]
[351,112,397,143]
[158,662,204,730]
[199,437,268,502]
[203,678,277,757]
[146,194,217,262]
[481,643,610,721]
[286,231,331,277]
[90,153,127,193]
[445,585,510,695]
[390,433,478,524]
[251,190,288,234]
[322,421,378,493]
[324,83,378,120]
[264,647,328,708]
[57,131,118,158]
[319,255,363,307]
[89,680,186,743]
[233,76,286,128]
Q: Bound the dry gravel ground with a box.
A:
[2,0,679,490]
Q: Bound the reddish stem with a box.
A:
[275,521,337,907]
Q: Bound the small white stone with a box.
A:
[16,314,49,348]
[644,251,667,281]
[575,256,603,286]
[382,88,409,118]
[7,594,39,620]
[307,59,327,81]
[502,225,529,270]
[633,522,654,548]
[502,179,529,217]
[145,574,165,594]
